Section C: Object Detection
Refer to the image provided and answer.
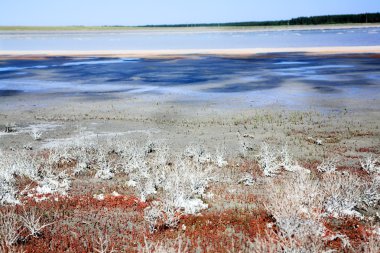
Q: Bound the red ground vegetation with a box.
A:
[324,217,373,251]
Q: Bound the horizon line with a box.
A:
[0,12,379,28]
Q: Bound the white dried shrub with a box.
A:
[125,142,213,211]
[0,145,90,203]
[264,173,325,239]
[237,132,254,158]
[321,173,364,218]
[0,151,38,205]
[360,155,379,174]
[139,153,213,233]
[214,146,228,168]
[141,235,188,253]
[0,178,20,205]
[44,146,77,169]
[160,158,211,214]
[184,145,212,164]
[362,176,380,208]
[35,170,71,196]
[121,141,148,174]
[20,208,54,238]
[317,157,338,174]
[135,175,157,202]
[123,142,157,202]
[278,217,325,239]
[171,193,208,215]
[246,230,329,253]
[92,230,116,253]
[0,151,37,179]
[280,145,309,174]
[29,127,42,141]
[94,150,116,180]
[95,164,115,180]
[144,200,182,233]
[72,146,93,175]
[0,209,21,251]
[258,143,281,177]
[73,161,89,176]
[238,173,255,186]
[244,234,282,253]
[144,202,164,233]
[151,142,170,169]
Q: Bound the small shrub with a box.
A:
[257,143,280,177]
[360,155,379,174]
[317,157,338,174]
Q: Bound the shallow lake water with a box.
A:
[0,27,380,50]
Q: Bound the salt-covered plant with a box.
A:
[317,157,338,174]
[124,145,156,202]
[184,145,212,164]
[247,228,329,253]
[237,132,254,158]
[144,200,182,233]
[71,146,93,175]
[29,127,42,141]
[134,175,157,202]
[122,141,148,174]
[360,155,379,174]
[0,151,38,205]
[279,145,309,173]
[0,209,22,251]
[95,162,115,180]
[321,173,364,218]
[144,202,165,233]
[141,235,188,253]
[257,143,281,177]
[214,146,228,168]
[141,155,213,233]
[264,173,325,239]
[238,174,255,186]
[156,158,210,214]
[92,230,116,253]
[276,216,325,239]
[36,170,71,196]
[94,152,115,180]
[44,146,76,169]
[0,178,20,205]
[20,208,54,238]
[126,142,214,206]
[362,176,380,208]
[0,151,37,178]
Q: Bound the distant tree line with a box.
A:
[288,13,380,25]
[141,13,380,27]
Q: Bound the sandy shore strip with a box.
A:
[1,46,380,58]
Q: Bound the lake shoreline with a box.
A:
[1,23,380,32]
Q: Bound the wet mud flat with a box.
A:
[0,52,379,153]
[1,53,379,107]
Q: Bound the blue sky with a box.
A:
[1,0,379,26]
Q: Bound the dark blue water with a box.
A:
[0,53,379,98]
